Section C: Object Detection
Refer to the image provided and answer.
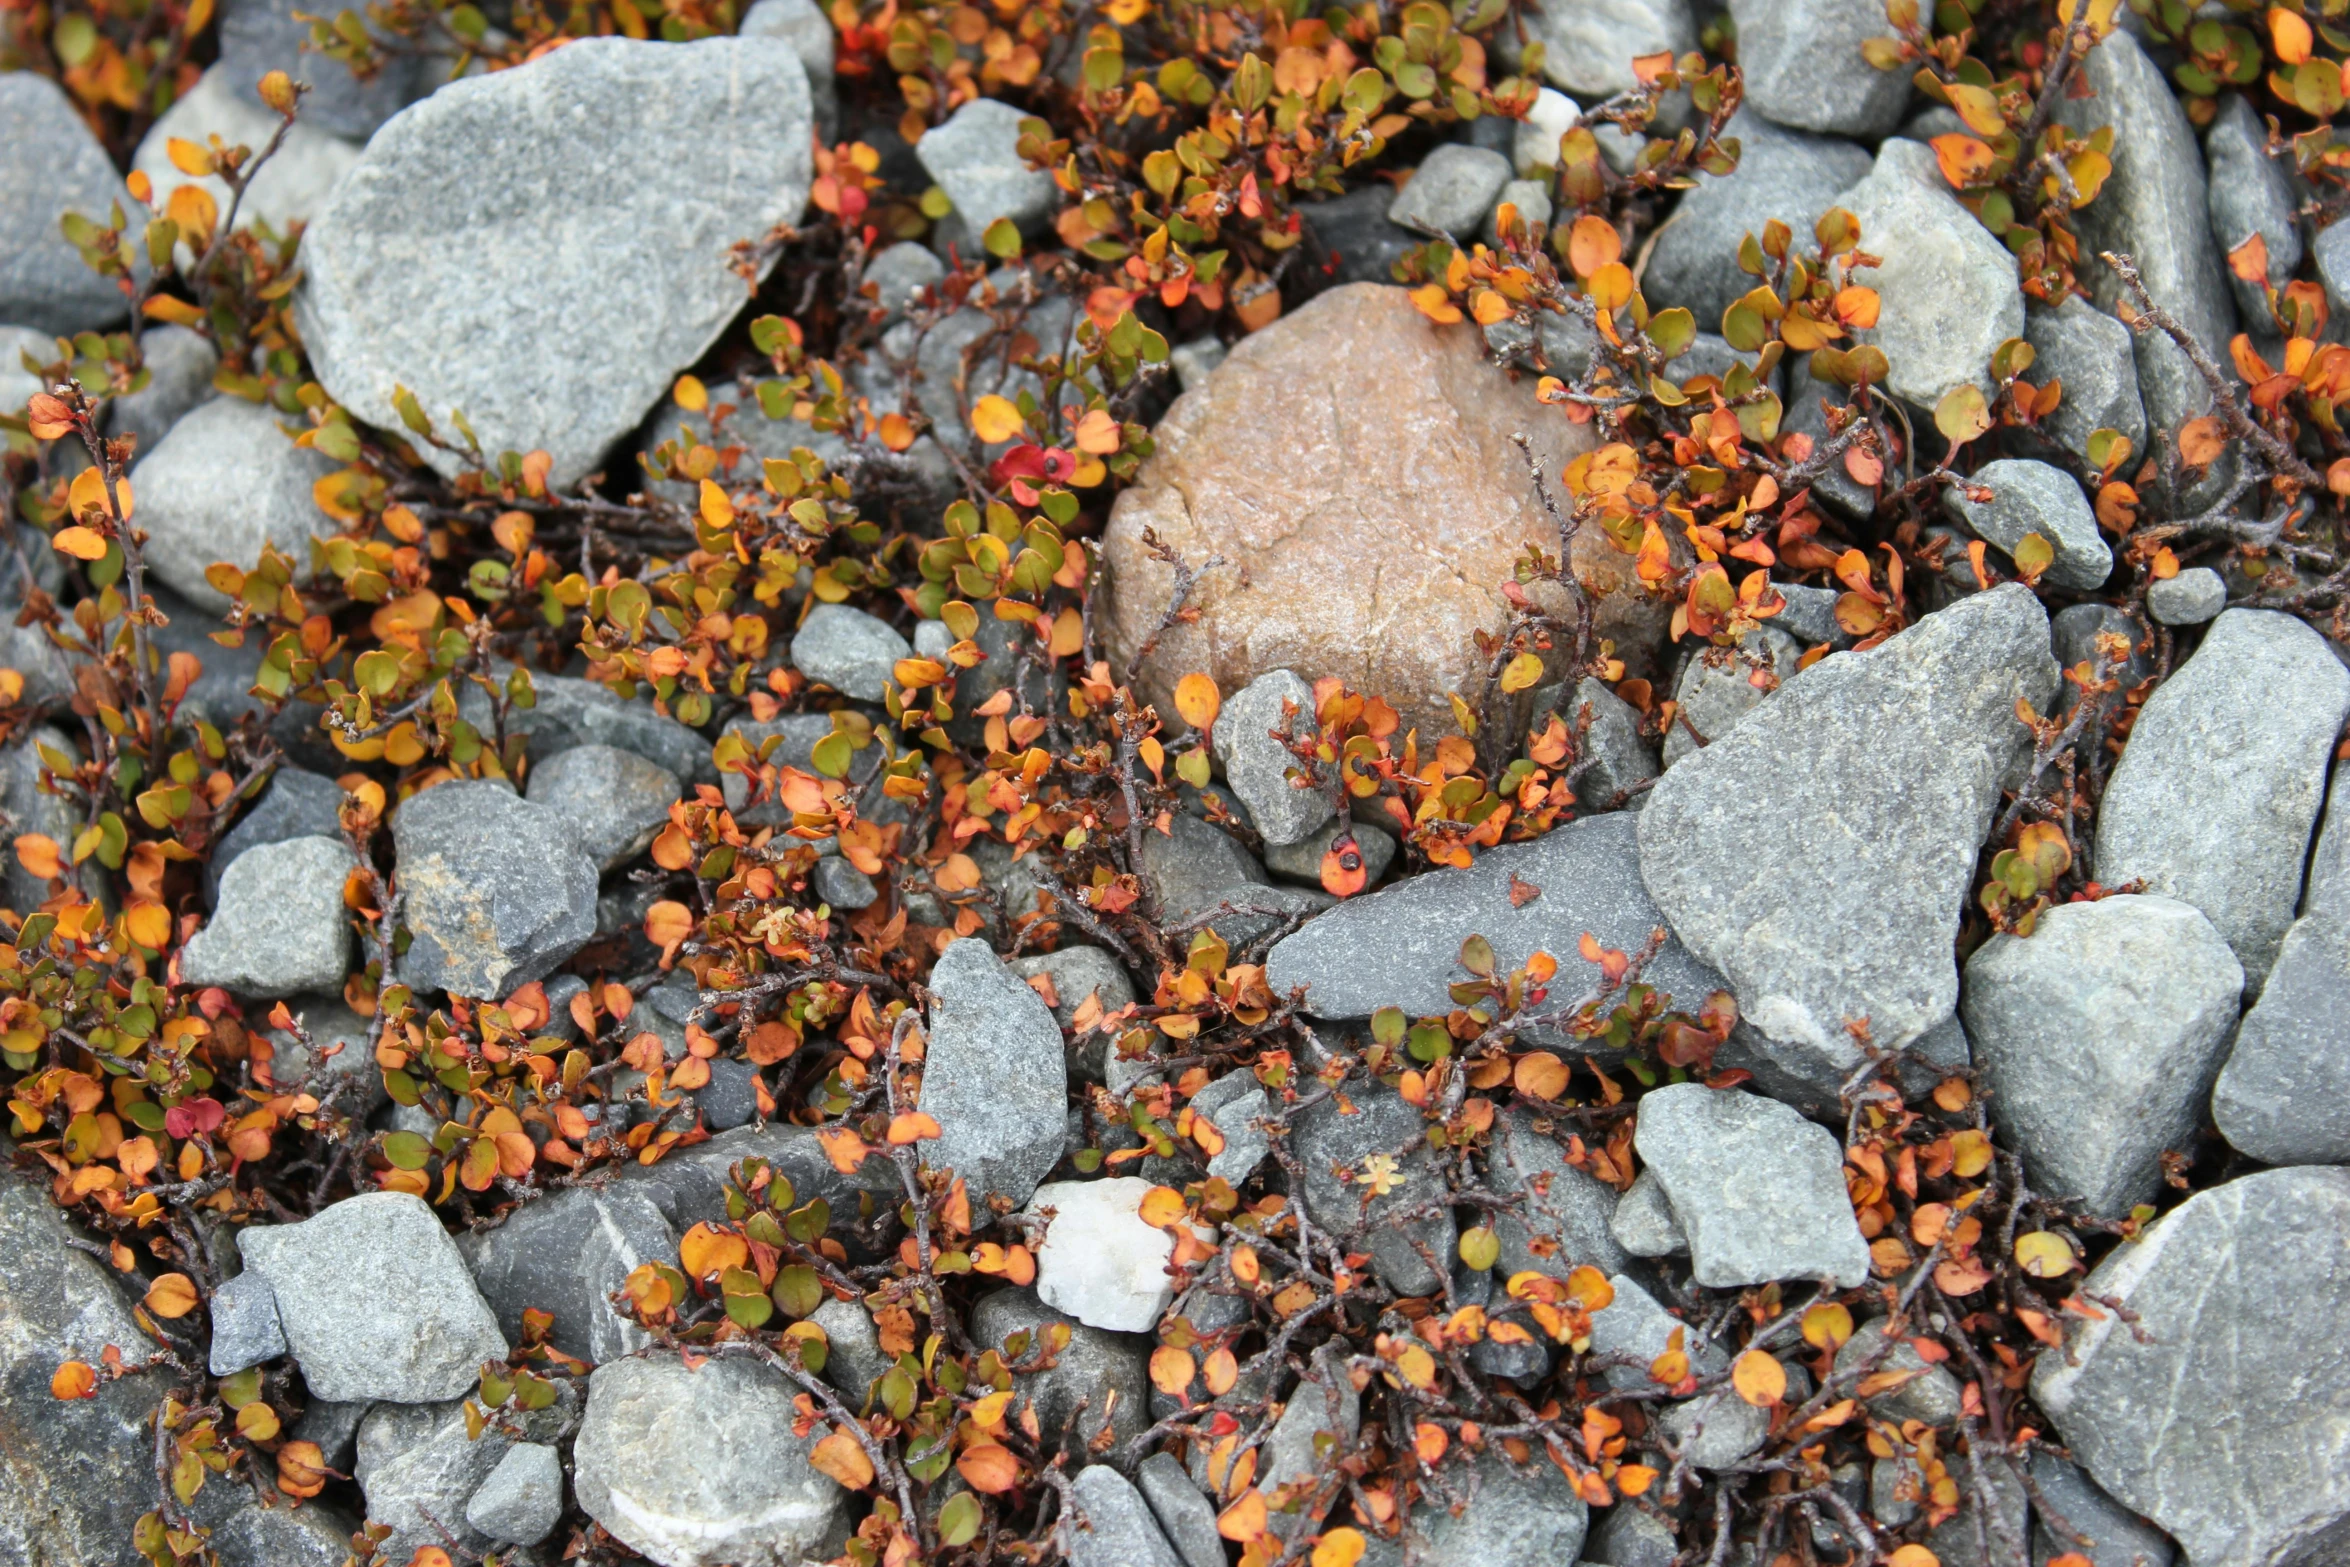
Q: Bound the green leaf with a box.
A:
[981,216,1023,259]
[382,1131,432,1170]
[1458,1226,1500,1271]
[938,1491,983,1547]
[1934,382,1991,446]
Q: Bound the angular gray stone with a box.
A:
[1270,811,1729,1045]
[740,0,837,140]
[863,240,945,322]
[2056,29,2237,445]
[238,1191,507,1403]
[1732,0,1912,137]
[1214,669,1335,847]
[1642,587,2054,1088]
[1835,139,2025,409]
[393,780,600,998]
[465,1183,677,1365]
[1588,1503,1680,1567]
[217,0,422,138]
[1193,1068,1269,1185]
[574,1352,845,1567]
[462,664,713,784]
[913,267,1077,451]
[525,741,679,872]
[2029,1451,2177,1567]
[1647,110,1874,335]
[207,1269,288,1375]
[1258,1343,1360,1539]
[917,606,1062,746]
[2318,220,2350,323]
[2211,911,2350,1166]
[1296,1076,1455,1296]
[1262,818,1397,889]
[620,1120,901,1239]
[182,835,357,998]
[969,1287,1150,1466]
[1009,945,1136,1077]
[792,602,911,702]
[1389,144,1512,238]
[2026,296,2148,464]
[1927,1449,2032,1567]
[922,937,1067,1211]
[1559,677,1659,805]
[1632,1083,1871,1288]
[292,1398,372,1475]
[694,1057,762,1131]
[1489,1105,1632,1281]
[1660,1382,1773,1470]
[0,74,140,334]
[1410,1445,1589,1562]
[262,996,378,1113]
[108,324,221,456]
[1942,458,2111,591]
[1608,1169,1687,1259]
[1524,0,1694,100]
[918,97,1057,240]
[466,1440,564,1545]
[1833,1317,1961,1426]
[357,1397,528,1561]
[811,1295,889,1405]
[1140,811,1328,948]
[209,766,345,905]
[1663,624,1801,769]
[1586,1272,1725,1391]
[131,65,358,267]
[2096,609,2350,988]
[1071,1464,1185,1567]
[131,397,341,614]
[1782,357,1882,521]
[1170,335,1228,392]
[1138,1451,1225,1567]
[811,853,872,909]
[1772,582,1845,646]
[2032,1167,2350,1567]
[1300,184,1422,285]
[298,37,813,488]
[2206,94,2301,326]
[2147,566,2226,626]
[0,325,49,413]
[0,727,99,914]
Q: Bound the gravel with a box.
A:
[1213,669,1336,846]
[524,742,680,871]
[130,398,341,614]
[1631,1083,1871,1288]
[206,1270,288,1375]
[216,0,421,137]
[739,0,837,141]
[357,1397,559,1561]
[969,1287,1150,1466]
[1941,458,2112,591]
[792,603,913,701]
[1833,1318,1961,1427]
[1409,1445,1589,1562]
[392,780,601,998]
[1256,1343,1360,1540]
[916,96,1058,239]
[1261,818,1397,889]
[1520,0,1694,100]
[1137,1452,1226,1567]
[1070,1465,1185,1567]
[465,1441,564,1545]
[1662,625,1802,769]
[1514,87,1582,175]
[0,73,142,333]
[1028,1176,1177,1333]
[1008,946,1136,1077]
[1295,1074,1456,1296]
[1609,1169,1687,1259]
[2210,911,2350,1166]
[921,938,1068,1210]
[861,240,945,322]
[1732,0,1912,136]
[1388,144,1512,238]
[180,835,355,997]
[107,324,220,455]
[2204,92,2301,328]
[2146,566,2226,625]
[1586,1272,1725,1392]
[1487,1104,1633,1282]
[1191,1068,1271,1185]
[208,766,345,905]
[459,664,714,784]
[1138,811,1328,948]
[2028,1451,2178,1567]
[2024,296,2148,464]
[462,1183,677,1365]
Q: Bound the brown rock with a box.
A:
[1102,283,1661,733]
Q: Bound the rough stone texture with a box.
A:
[621,1121,901,1240]
[1660,1382,1774,1471]
[1833,1318,1961,1427]
[1632,1084,1871,1288]
[1942,458,2111,591]
[1514,87,1582,175]
[2025,296,2148,464]
[1927,1451,2032,1567]
[912,266,1077,451]
[291,1397,372,1475]
[969,1287,1150,1466]
[1257,1343,1360,1539]
[2319,220,2350,322]
[1070,1464,1185,1567]
[466,1440,564,1545]
[811,1296,889,1404]
[357,1397,539,1561]
[2211,912,2350,1166]
[2029,1451,2178,1567]
[1732,0,1912,137]
[862,240,944,322]
[109,324,221,455]
[791,602,911,701]
[2052,601,2154,717]
[2207,94,2301,326]
[393,779,600,998]
[1296,1076,1456,1296]
[0,325,49,413]
[207,1268,288,1375]
[217,0,421,137]
[1411,1446,1590,1562]
[1662,624,1801,769]
[921,938,1067,1210]
[2096,609,2350,988]
[1138,811,1328,948]
[1138,1451,1226,1567]
[2056,29,2237,445]
[459,664,713,784]
[2147,566,2226,626]
[1608,1169,1686,1258]
[180,834,355,997]
[1214,669,1336,846]
[525,741,680,871]
[914,604,1060,745]
[131,397,341,614]
[1586,1272,1724,1391]
[0,727,100,914]
[0,73,141,334]
[1588,1503,1682,1567]
[1772,582,1845,645]
[297,37,813,489]
[1488,1105,1632,1282]
[1262,818,1397,889]
[1008,946,1136,1078]
[1835,139,2025,409]
[573,1352,844,1567]
[132,65,358,263]
[1559,677,1659,804]
[1270,811,1728,1047]
[1646,110,1873,335]
[1192,1067,1270,1185]
[464,1182,677,1365]
[238,1191,507,1402]
[1103,283,1659,737]
[208,765,344,905]
[1028,1176,1176,1333]
[1523,0,1693,100]
[1640,587,2055,1087]
[917,96,1057,239]
[1781,356,1882,521]
[2032,1167,2350,1567]
[1388,143,1511,238]
[740,0,837,141]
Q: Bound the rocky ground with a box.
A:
[3,1,2350,1566]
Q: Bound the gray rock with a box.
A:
[1586,1272,1725,1391]
[621,1120,901,1240]
[1300,184,1421,285]
[263,997,379,1112]
[463,665,713,785]
[217,0,422,137]
[393,779,600,998]
[2032,1168,2350,1567]
[719,712,872,827]
[1008,946,1136,1077]
[693,1057,762,1132]
[1514,87,1583,176]
[357,1383,572,1559]
[209,766,345,904]
[109,325,221,456]
[740,0,837,140]
[2318,219,2350,323]
[1389,144,1512,238]
[638,390,852,505]
[2057,29,2237,446]
[293,1398,372,1474]
[1071,1465,1185,1567]
[1486,177,1554,243]
[201,1489,358,1567]
[0,324,50,413]
[1732,0,1912,137]
[1140,810,1328,948]
[1663,625,1801,769]
[811,1296,889,1404]
[238,1191,507,1403]
[1675,330,1785,400]
[0,727,97,914]
[1138,1451,1225,1567]
[1270,811,1728,1045]
[525,741,679,871]
[1170,335,1228,392]
[1781,357,1882,520]
[574,1352,844,1567]
[2025,296,2148,464]
[1943,458,2112,591]
[1833,1317,1960,1426]
[131,65,358,268]
[1411,1445,1589,1562]
[1558,677,1659,805]
[1835,139,2025,409]
[2147,566,2226,626]
[1296,1076,1455,1296]
[131,397,340,614]
[792,602,912,702]
[1608,1169,1687,1259]
[2028,1451,2177,1567]
[1646,110,1873,335]
[298,37,813,489]
[1523,0,1694,100]
[0,74,141,334]
[916,608,1063,746]
[862,240,944,322]
[2211,912,2350,1166]
[1927,1449,2032,1567]
[918,97,1056,240]
[1633,1083,1871,1288]
[969,1287,1150,1465]
[1257,1343,1360,1539]
[466,1440,564,1545]
[1639,587,2057,1089]
[1193,1069,1270,1185]
[912,267,1078,451]
[922,937,1067,1211]
[1489,1104,1632,1280]
[1873,1451,1927,1530]
[1660,1383,1773,1470]
[1262,818,1397,889]
[207,1269,288,1375]
[1214,669,1335,847]
[1588,1503,1680,1567]
[465,1183,676,1365]
[2208,95,2300,325]
[2052,601,2154,716]
[181,835,357,997]
[2096,610,2350,987]
[1772,582,1845,646]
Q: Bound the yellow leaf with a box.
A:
[2015,1230,2077,1278]
[1471,289,1513,326]
[1173,672,1221,730]
[1732,1348,1788,1407]
[1313,1528,1368,1567]
[1407,284,1462,325]
[1138,1185,1188,1228]
[165,136,215,177]
[1801,1301,1854,1351]
[971,393,1025,444]
[808,1428,875,1490]
[1890,1547,1941,1567]
[124,901,171,951]
[1499,651,1545,693]
[698,478,734,531]
[1945,81,2005,137]
[674,374,707,413]
[52,526,108,561]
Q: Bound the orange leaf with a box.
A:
[957,1441,1022,1494]
[887,1111,942,1144]
[1313,1528,1368,1567]
[2271,5,2314,64]
[52,526,109,561]
[50,1360,96,1399]
[678,1222,749,1280]
[1407,284,1462,325]
[26,393,74,442]
[643,899,695,959]
[14,834,61,881]
[809,1428,876,1490]
[2230,231,2271,286]
[1567,215,1621,279]
[1173,673,1221,729]
[816,1126,873,1173]
[144,1273,199,1319]
[877,411,915,452]
[1513,1053,1569,1101]
[970,394,1025,444]
[1216,1488,1269,1543]
[1930,134,1995,188]
[124,900,171,951]
[1150,1344,1196,1397]
[1137,1185,1188,1228]
[276,1440,328,1499]
[2176,415,2226,468]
